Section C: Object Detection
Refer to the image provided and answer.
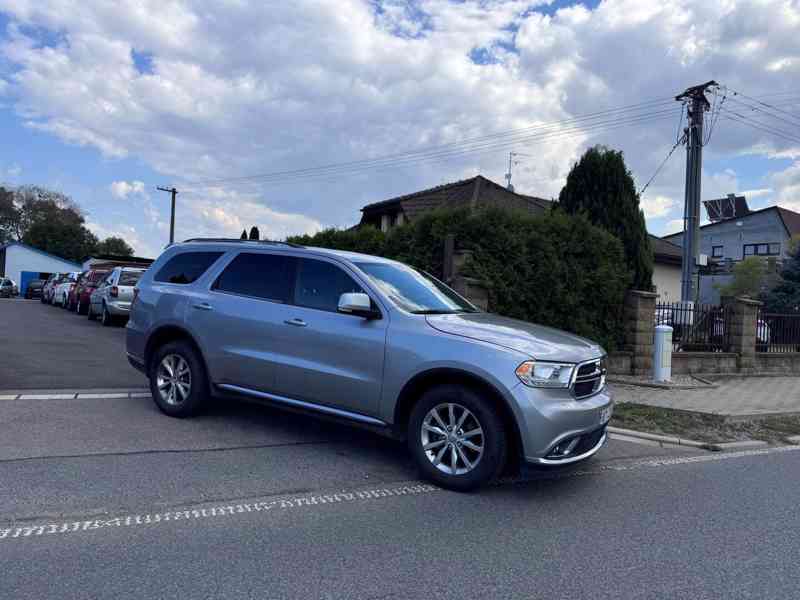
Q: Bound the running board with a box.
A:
[217,383,387,427]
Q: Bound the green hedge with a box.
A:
[289,208,631,349]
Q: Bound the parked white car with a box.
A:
[53,272,80,307]
[88,266,146,325]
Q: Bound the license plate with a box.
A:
[599,406,613,424]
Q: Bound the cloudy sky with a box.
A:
[0,0,798,257]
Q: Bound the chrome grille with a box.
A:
[572,358,606,399]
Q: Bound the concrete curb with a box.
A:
[0,388,150,401]
[606,426,712,449]
[607,378,717,390]
[710,440,769,450]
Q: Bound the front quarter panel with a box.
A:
[380,318,527,427]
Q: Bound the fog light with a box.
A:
[552,436,581,457]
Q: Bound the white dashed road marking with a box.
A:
[2,445,798,545]
[0,484,438,542]
[0,389,150,401]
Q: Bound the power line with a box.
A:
[180,107,679,192]
[720,110,800,145]
[177,98,675,189]
[727,88,800,126]
[638,133,686,197]
[725,95,800,130]
[181,111,677,192]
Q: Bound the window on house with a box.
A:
[743,243,780,257]
[712,246,724,258]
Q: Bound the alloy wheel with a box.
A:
[156,354,192,406]
[420,402,484,476]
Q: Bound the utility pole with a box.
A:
[156,187,178,245]
[675,81,717,303]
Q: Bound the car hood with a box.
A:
[425,312,604,363]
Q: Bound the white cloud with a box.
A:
[770,161,800,213]
[640,194,675,219]
[661,218,685,237]
[181,187,323,241]
[739,188,773,199]
[86,220,158,258]
[110,180,145,199]
[0,0,798,251]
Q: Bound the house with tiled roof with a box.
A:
[360,175,551,231]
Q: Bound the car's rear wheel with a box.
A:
[408,384,507,491]
[149,341,209,418]
[101,304,113,326]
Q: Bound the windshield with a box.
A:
[355,262,478,314]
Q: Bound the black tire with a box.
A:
[149,340,209,418]
[101,304,113,326]
[408,384,507,492]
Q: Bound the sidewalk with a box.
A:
[613,376,800,418]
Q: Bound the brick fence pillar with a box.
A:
[623,290,658,376]
[723,296,762,372]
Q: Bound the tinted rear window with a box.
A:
[155,252,223,285]
[213,253,295,303]
[119,272,143,286]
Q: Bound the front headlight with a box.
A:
[515,360,575,388]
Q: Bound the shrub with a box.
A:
[289,208,631,349]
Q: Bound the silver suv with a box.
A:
[126,239,612,490]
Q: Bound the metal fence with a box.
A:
[655,302,732,352]
[756,310,800,353]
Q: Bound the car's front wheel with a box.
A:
[408,384,507,492]
[149,341,209,418]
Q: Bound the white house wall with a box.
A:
[4,245,80,288]
[652,263,682,303]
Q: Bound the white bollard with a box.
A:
[653,324,673,383]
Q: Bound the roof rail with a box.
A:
[181,238,304,248]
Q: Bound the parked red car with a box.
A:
[70,269,110,314]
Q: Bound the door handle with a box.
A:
[284,318,308,327]
[192,302,213,311]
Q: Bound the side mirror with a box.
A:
[338,292,380,319]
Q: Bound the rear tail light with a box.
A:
[110,286,119,297]
[69,284,76,292]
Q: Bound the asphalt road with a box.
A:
[0,299,145,389]
[2,389,799,599]
[3,298,800,598]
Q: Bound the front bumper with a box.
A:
[512,382,613,465]
[527,427,608,466]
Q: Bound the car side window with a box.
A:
[155,252,223,285]
[294,258,365,313]
[213,252,296,303]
